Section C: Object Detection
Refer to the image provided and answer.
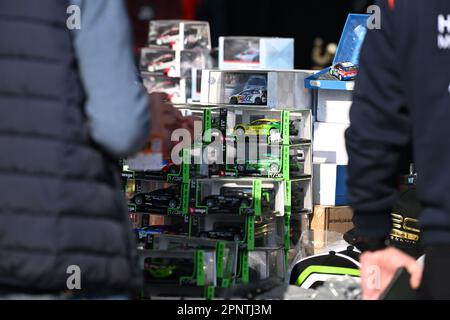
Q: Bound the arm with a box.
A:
[70,0,149,158]
[345,0,411,239]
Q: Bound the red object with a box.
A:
[388,0,395,10]
[181,0,200,20]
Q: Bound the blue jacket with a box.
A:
[346,0,450,245]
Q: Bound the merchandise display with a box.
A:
[119,15,366,300]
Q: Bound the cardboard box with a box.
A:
[313,122,349,164]
[219,37,294,70]
[310,205,354,253]
[311,205,353,233]
[313,163,348,206]
[316,90,353,124]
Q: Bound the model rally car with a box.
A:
[329,62,358,81]
[202,188,252,210]
[131,185,180,209]
[145,53,175,73]
[229,88,267,105]
[234,118,280,137]
[198,225,245,242]
[133,225,181,242]
[234,48,259,62]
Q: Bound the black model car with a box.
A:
[202,188,252,210]
[198,225,245,242]
[131,185,180,209]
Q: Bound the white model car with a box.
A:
[146,54,175,73]
[229,88,267,105]
[234,48,259,62]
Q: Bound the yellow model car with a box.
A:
[233,118,281,136]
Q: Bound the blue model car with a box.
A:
[133,225,179,242]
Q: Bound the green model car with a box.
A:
[236,153,304,176]
[233,118,281,137]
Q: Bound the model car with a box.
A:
[131,185,180,208]
[243,75,267,90]
[198,225,245,242]
[234,48,259,62]
[148,80,180,101]
[155,27,203,49]
[202,188,252,210]
[144,263,177,279]
[146,53,175,73]
[234,118,280,136]
[229,88,267,105]
[133,225,180,241]
[329,62,358,81]
[236,153,304,176]
[161,161,180,175]
[155,27,180,46]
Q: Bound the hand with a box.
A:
[147,93,199,158]
[360,247,423,300]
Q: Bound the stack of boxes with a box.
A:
[140,20,213,103]
[305,14,370,250]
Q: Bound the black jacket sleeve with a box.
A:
[345,0,411,238]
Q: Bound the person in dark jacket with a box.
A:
[346,0,450,299]
[0,0,190,298]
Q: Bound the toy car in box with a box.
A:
[140,47,211,77]
[305,14,369,91]
[141,72,186,103]
[203,107,312,146]
[201,69,303,108]
[219,36,294,70]
[190,178,285,216]
[230,144,311,179]
[148,20,211,50]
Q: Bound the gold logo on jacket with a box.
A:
[390,213,420,242]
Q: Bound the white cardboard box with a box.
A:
[312,163,348,206]
[317,90,353,124]
[313,122,349,164]
[219,37,294,70]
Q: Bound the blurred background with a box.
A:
[126,0,374,69]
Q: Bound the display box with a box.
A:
[316,89,353,124]
[313,163,348,206]
[140,47,211,77]
[225,144,312,179]
[285,178,313,215]
[200,69,310,109]
[305,14,369,91]
[313,122,349,165]
[131,215,190,249]
[138,248,216,288]
[148,20,211,50]
[190,178,285,216]
[193,214,285,251]
[141,72,186,103]
[218,37,294,70]
[127,183,191,216]
[247,247,286,282]
[152,234,239,286]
